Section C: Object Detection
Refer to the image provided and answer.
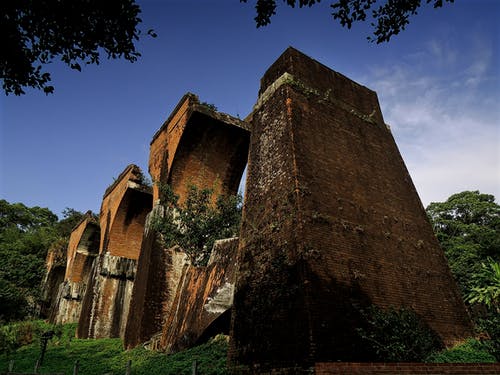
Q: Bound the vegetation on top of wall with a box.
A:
[152,183,242,266]
[135,169,152,187]
[200,102,218,112]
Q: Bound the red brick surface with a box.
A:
[77,165,152,339]
[64,214,100,283]
[160,238,238,353]
[230,47,473,370]
[315,363,500,375]
[99,165,152,259]
[125,95,249,348]
[149,93,249,204]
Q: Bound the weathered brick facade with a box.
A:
[42,48,477,375]
[124,218,190,349]
[49,212,100,324]
[41,241,67,318]
[124,97,249,348]
[77,165,152,339]
[159,238,238,353]
[314,362,500,375]
[149,93,250,204]
[229,47,473,371]
[64,213,100,283]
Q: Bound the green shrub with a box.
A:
[0,320,44,353]
[152,183,242,266]
[426,338,497,363]
[0,325,228,375]
[357,305,443,362]
[477,312,500,361]
[0,320,76,355]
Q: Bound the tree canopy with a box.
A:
[2,0,457,95]
[0,200,87,322]
[1,0,148,95]
[426,191,500,298]
[241,0,455,43]
[426,191,500,359]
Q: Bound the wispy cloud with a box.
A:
[363,36,499,206]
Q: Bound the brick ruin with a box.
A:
[41,239,67,318]
[125,94,249,349]
[44,47,474,372]
[49,212,100,324]
[77,165,152,339]
[228,47,473,371]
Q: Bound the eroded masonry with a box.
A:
[44,47,473,372]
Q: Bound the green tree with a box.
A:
[426,191,500,298]
[1,0,155,95]
[0,200,59,321]
[153,184,242,266]
[357,306,443,362]
[55,208,89,238]
[242,0,455,43]
[467,258,500,313]
[426,191,500,360]
[0,200,89,322]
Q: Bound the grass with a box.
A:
[0,322,228,375]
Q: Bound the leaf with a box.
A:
[70,63,82,72]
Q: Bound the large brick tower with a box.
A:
[229,47,472,371]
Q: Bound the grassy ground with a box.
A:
[0,322,228,375]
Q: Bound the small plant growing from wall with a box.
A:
[152,183,242,266]
[200,102,218,112]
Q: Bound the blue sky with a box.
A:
[1,0,499,217]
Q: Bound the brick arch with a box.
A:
[167,111,249,203]
[99,164,153,259]
[77,165,153,339]
[106,187,152,259]
[65,216,100,283]
[149,94,250,204]
[125,96,249,349]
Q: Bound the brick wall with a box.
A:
[229,47,473,370]
[315,362,500,374]
[124,211,190,349]
[149,94,194,203]
[124,94,249,348]
[99,164,152,258]
[106,188,151,259]
[65,215,100,282]
[77,252,137,338]
[47,214,100,324]
[160,238,238,353]
[149,93,250,205]
[41,241,66,318]
[77,165,152,339]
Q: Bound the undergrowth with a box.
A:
[0,322,228,375]
[426,338,497,363]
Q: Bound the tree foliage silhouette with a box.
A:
[241,0,455,43]
[1,0,153,95]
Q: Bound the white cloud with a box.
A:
[363,37,499,206]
